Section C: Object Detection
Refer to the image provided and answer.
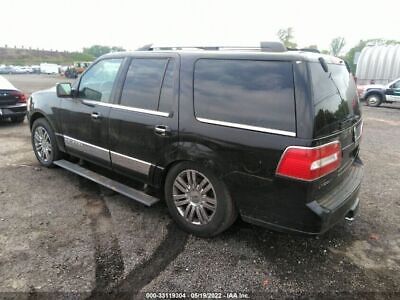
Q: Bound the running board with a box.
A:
[53,159,159,207]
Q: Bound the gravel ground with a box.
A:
[0,74,399,299]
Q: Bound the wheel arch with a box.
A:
[29,110,53,130]
[365,90,385,102]
[155,155,226,190]
[29,110,65,152]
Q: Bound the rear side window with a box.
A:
[309,62,361,138]
[120,58,168,110]
[194,59,296,134]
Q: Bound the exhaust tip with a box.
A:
[345,210,355,221]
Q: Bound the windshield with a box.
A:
[309,62,361,138]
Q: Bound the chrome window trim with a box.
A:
[196,117,296,137]
[81,99,170,117]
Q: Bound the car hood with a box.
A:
[364,84,385,90]
[32,86,56,96]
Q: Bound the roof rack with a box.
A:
[136,41,288,53]
[287,47,321,53]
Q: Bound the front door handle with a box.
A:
[91,112,101,120]
[154,125,170,136]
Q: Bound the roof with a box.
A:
[103,49,343,64]
[0,75,17,90]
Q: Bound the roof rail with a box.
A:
[287,47,320,53]
[136,41,287,53]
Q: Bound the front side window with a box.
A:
[120,58,169,111]
[391,80,400,89]
[194,59,296,133]
[78,59,122,102]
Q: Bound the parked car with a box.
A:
[63,66,78,79]
[19,66,34,74]
[31,65,41,74]
[12,66,29,74]
[0,75,27,123]
[359,77,400,106]
[0,66,15,74]
[27,42,363,237]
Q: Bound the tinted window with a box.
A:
[121,58,168,110]
[194,59,295,133]
[392,80,400,89]
[309,62,361,138]
[78,59,122,102]
[158,59,175,112]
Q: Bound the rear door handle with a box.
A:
[154,125,170,136]
[91,112,101,120]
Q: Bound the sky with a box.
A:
[2,0,400,54]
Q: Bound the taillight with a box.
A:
[10,90,27,103]
[276,141,342,181]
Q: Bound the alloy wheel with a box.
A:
[33,126,52,162]
[172,169,217,225]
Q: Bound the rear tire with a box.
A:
[164,161,237,237]
[31,118,62,167]
[366,94,382,107]
[11,116,25,123]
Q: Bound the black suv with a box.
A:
[28,43,363,237]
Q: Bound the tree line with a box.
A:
[277,27,400,73]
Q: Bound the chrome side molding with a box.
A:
[110,151,151,175]
[64,135,110,162]
[62,135,153,175]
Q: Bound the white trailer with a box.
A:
[40,63,59,74]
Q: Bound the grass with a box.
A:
[0,47,94,65]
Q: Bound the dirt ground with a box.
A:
[0,74,399,299]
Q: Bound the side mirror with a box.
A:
[56,82,72,98]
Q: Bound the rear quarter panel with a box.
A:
[176,54,315,227]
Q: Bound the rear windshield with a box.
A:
[309,62,361,138]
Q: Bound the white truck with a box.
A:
[360,77,400,107]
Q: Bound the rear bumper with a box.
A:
[239,160,363,235]
[0,104,27,119]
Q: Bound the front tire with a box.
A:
[366,94,382,107]
[31,118,61,167]
[164,162,237,237]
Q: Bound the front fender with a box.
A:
[29,88,62,132]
